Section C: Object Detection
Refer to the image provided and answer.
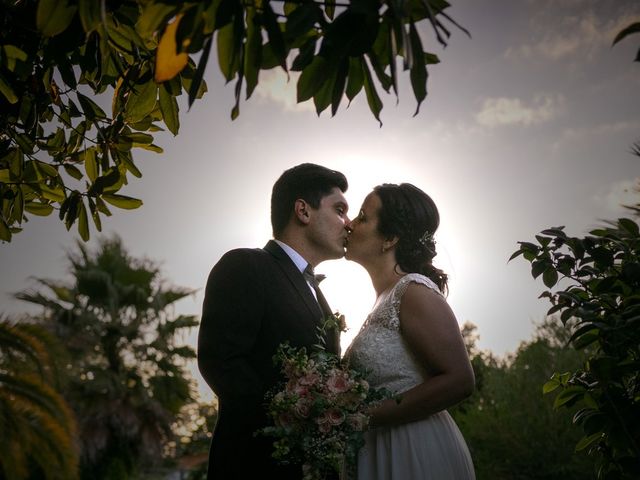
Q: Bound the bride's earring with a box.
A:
[381,245,387,253]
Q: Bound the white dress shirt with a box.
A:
[273,239,318,300]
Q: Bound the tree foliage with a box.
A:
[511,216,640,479]
[15,235,199,479]
[0,317,79,480]
[451,320,594,479]
[167,402,218,480]
[0,0,464,243]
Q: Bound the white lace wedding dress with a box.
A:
[344,273,475,480]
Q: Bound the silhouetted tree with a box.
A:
[16,236,199,479]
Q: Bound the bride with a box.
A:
[344,183,476,480]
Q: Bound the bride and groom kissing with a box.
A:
[197,163,476,480]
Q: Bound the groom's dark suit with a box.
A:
[198,240,340,480]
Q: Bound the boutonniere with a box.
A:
[330,311,347,333]
[313,313,347,352]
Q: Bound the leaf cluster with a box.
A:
[174,0,465,124]
[0,0,205,243]
[512,218,640,478]
[1,0,465,242]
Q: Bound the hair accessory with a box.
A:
[418,230,435,247]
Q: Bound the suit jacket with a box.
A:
[197,240,340,480]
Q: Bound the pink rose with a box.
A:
[316,411,334,433]
[326,369,350,394]
[317,421,332,434]
[286,379,310,397]
[346,413,369,431]
[327,408,346,426]
[294,397,312,418]
[299,372,321,386]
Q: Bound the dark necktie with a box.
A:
[303,264,340,355]
[303,264,333,319]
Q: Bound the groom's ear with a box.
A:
[294,199,311,225]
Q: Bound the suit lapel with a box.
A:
[263,241,323,320]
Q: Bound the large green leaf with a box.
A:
[285,3,320,41]
[84,148,98,182]
[136,2,178,39]
[230,68,244,121]
[331,59,349,116]
[158,85,180,135]
[0,75,18,104]
[553,385,585,409]
[36,0,77,37]
[542,267,559,288]
[25,202,55,216]
[361,59,383,126]
[77,93,106,121]
[409,21,427,115]
[262,2,287,71]
[244,9,262,99]
[77,198,90,241]
[88,168,121,195]
[297,56,330,103]
[187,36,213,108]
[78,0,101,33]
[217,22,238,82]
[0,217,11,241]
[345,57,364,103]
[291,38,316,72]
[2,45,28,71]
[313,69,337,115]
[39,184,66,203]
[102,194,143,210]
[124,82,158,123]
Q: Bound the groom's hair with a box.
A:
[271,163,348,237]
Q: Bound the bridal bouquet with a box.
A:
[258,314,388,480]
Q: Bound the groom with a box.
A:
[197,163,350,479]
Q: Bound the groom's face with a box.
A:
[306,187,350,260]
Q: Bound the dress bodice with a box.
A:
[344,273,442,395]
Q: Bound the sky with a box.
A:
[1,0,639,400]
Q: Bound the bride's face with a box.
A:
[345,192,385,264]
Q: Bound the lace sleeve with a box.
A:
[390,273,443,323]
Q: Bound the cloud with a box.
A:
[560,120,640,140]
[475,94,565,127]
[506,9,639,62]
[253,69,314,112]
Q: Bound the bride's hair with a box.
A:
[374,183,448,294]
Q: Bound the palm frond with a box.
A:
[0,318,79,480]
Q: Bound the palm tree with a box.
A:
[16,236,199,479]
[0,317,79,480]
